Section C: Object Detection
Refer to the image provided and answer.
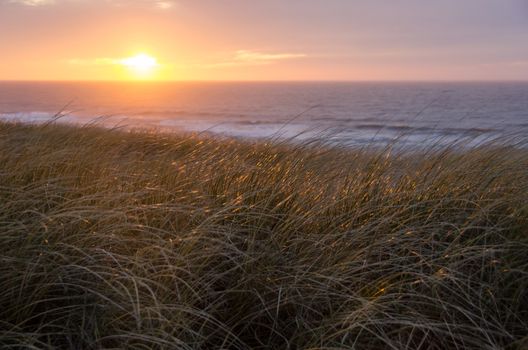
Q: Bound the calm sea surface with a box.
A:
[1,81,528,147]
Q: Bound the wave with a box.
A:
[353,123,497,135]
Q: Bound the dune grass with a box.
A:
[0,121,527,349]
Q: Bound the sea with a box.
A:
[1,81,528,148]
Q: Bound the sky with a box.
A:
[1,0,528,81]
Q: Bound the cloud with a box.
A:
[7,0,177,9]
[67,50,304,71]
[155,1,175,10]
[110,0,178,10]
[234,50,306,63]
[202,50,306,68]
[8,0,55,5]
[67,55,158,67]
[66,58,118,66]
[509,60,528,66]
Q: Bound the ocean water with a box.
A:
[1,81,528,147]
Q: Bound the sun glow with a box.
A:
[119,54,159,79]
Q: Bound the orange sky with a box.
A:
[1,0,528,81]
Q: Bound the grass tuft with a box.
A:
[0,121,527,349]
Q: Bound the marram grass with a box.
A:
[0,121,527,350]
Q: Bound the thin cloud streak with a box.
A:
[155,1,175,10]
[234,50,306,62]
[67,50,304,70]
[8,0,55,5]
[6,0,177,9]
[66,58,120,66]
[200,50,307,68]
[67,56,160,67]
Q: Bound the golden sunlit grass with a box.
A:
[0,121,527,349]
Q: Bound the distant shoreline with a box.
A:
[2,81,527,149]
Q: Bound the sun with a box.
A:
[119,53,159,78]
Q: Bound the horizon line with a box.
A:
[2,79,528,84]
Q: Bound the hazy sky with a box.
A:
[1,0,528,81]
